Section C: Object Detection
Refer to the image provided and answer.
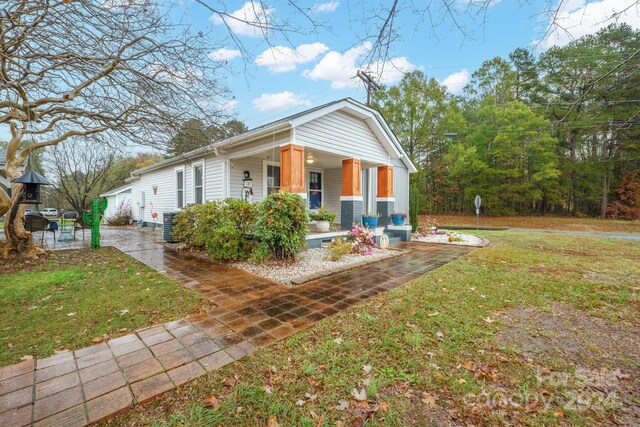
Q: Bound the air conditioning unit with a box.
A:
[163,211,180,243]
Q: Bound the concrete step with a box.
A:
[384,233,402,244]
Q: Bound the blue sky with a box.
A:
[173,0,640,128]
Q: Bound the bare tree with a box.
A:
[48,139,117,213]
[0,0,228,257]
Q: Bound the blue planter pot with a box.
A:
[362,216,379,229]
[391,214,405,226]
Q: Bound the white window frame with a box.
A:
[192,162,204,205]
[306,167,325,211]
[175,167,185,209]
[262,160,281,197]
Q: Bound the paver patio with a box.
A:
[0,227,473,426]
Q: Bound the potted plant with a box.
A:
[309,206,336,232]
[361,212,381,229]
[390,211,406,226]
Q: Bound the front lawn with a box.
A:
[0,247,208,366]
[429,214,640,233]
[105,232,639,426]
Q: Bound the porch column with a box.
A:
[340,158,362,229]
[280,144,306,198]
[376,165,394,228]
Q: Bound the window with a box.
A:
[193,164,203,204]
[176,170,184,208]
[308,171,322,209]
[266,164,280,195]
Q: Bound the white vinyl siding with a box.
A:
[323,167,341,221]
[392,159,410,217]
[204,157,226,201]
[130,165,176,224]
[103,190,132,221]
[229,157,263,202]
[295,110,390,165]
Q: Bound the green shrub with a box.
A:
[324,236,353,261]
[308,206,337,223]
[254,191,308,259]
[172,199,257,261]
[172,203,220,247]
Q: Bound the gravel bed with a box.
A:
[232,247,398,285]
[413,232,486,246]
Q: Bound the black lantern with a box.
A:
[12,171,53,204]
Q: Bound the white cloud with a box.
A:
[441,69,470,94]
[255,43,329,73]
[311,2,340,13]
[210,2,273,38]
[303,42,416,89]
[220,99,238,111]
[538,0,640,49]
[252,91,311,113]
[208,48,242,62]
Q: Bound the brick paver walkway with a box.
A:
[0,228,474,426]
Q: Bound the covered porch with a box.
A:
[227,143,412,245]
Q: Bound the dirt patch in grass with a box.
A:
[496,303,640,425]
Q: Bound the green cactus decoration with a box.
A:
[83,197,108,248]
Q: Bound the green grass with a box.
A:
[104,232,640,427]
[0,247,207,366]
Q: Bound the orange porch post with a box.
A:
[280,144,305,194]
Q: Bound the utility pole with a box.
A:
[355,70,381,106]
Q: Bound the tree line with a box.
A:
[373,24,640,219]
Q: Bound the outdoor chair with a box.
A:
[60,211,79,241]
[24,213,56,245]
[75,213,90,241]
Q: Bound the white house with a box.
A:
[121,98,416,242]
[100,184,132,220]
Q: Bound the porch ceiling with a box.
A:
[246,147,385,170]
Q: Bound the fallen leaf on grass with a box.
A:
[421,392,436,407]
[204,395,220,409]
[20,355,33,361]
[362,364,372,375]
[263,385,273,394]
[436,331,444,341]
[406,322,418,330]
[428,311,439,317]
[67,312,76,317]
[296,399,305,407]
[267,415,280,427]
[119,309,129,316]
[333,337,344,344]
[351,388,367,401]
[457,378,467,384]
[91,336,104,344]
[553,409,564,418]
[379,401,388,413]
[482,317,494,323]
[335,399,350,411]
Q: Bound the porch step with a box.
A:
[384,233,402,245]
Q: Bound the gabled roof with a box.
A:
[100,184,132,197]
[131,98,416,176]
